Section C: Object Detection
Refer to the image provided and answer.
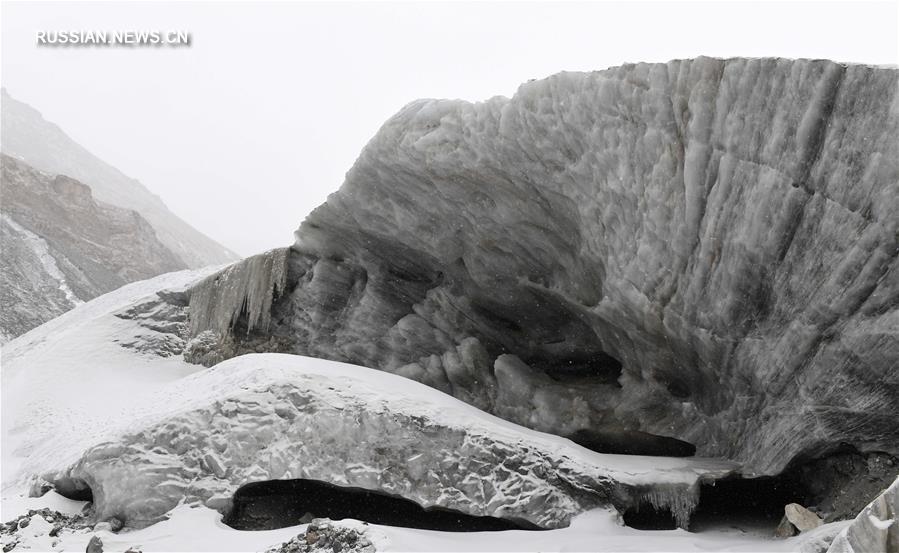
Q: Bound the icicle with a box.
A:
[188,248,290,337]
[634,482,700,529]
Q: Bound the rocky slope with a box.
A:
[1,88,238,268]
[0,154,185,341]
[185,57,899,480]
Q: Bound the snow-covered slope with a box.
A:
[1,268,216,486]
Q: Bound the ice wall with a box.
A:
[185,58,899,478]
[188,248,289,337]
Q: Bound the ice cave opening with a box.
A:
[623,473,805,532]
[52,477,94,502]
[568,428,697,457]
[223,479,537,532]
[687,474,805,533]
[529,351,623,384]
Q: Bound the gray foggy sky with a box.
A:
[2,1,897,256]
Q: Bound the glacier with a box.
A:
[2,56,897,552]
[186,57,898,479]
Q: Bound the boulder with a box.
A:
[85,535,102,553]
[776,515,797,538]
[786,503,824,532]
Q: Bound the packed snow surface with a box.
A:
[1,268,217,487]
[1,495,848,553]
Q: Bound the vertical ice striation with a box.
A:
[635,483,701,529]
[188,248,289,336]
[181,58,898,478]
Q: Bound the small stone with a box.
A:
[774,515,797,538]
[204,494,232,512]
[17,518,29,530]
[784,503,823,532]
[93,522,113,533]
[108,517,124,532]
[305,530,319,545]
[203,453,227,478]
[86,535,103,553]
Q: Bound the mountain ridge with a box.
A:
[0,87,239,268]
[0,154,186,341]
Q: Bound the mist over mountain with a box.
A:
[0,88,239,268]
[0,155,187,342]
[0,90,239,342]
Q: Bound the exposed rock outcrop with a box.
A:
[1,88,239,268]
[0,154,185,341]
[185,57,899,479]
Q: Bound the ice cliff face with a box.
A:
[0,154,185,341]
[188,57,899,477]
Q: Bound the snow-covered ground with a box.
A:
[2,492,848,553]
[0,269,851,551]
[2,268,216,488]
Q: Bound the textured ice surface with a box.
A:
[826,477,899,553]
[2,269,736,530]
[47,353,735,529]
[188,248,289,337]
[189,57,898,477]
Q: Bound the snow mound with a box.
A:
[50,353,735,529]
[1,267,217,489]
